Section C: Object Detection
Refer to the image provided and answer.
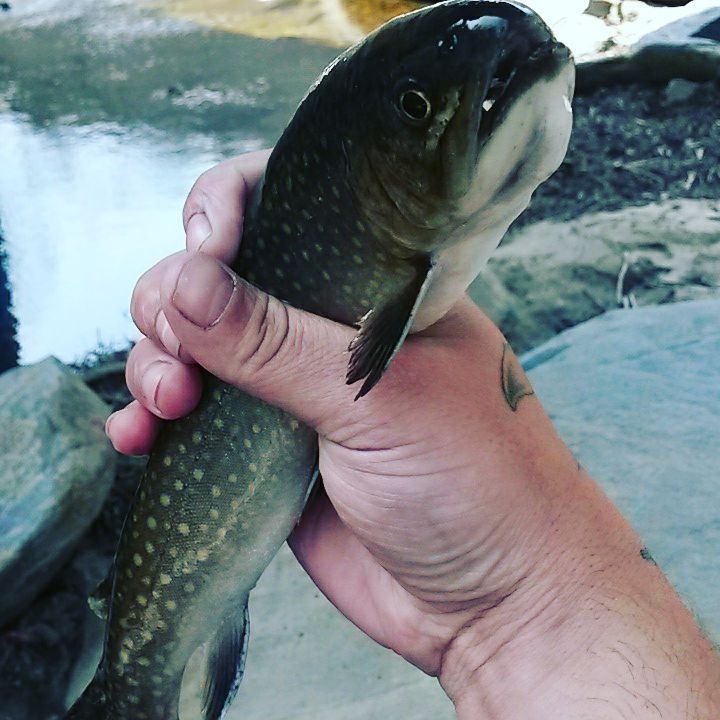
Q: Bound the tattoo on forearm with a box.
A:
[640,546,657,565]
[501,343,535,411]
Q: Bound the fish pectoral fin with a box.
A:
[88,571,114,621]
[346,255,434,400]
[202,601,250,720]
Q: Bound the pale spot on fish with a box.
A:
[133,554,143,567]
[243,439,252,449]
[119,649,130,664]
[159,494,170,507]
[168,547,178,558]
[137,595,148,607]
[184,582,195,593]
[228,473,238,483]
[147,516,157,530]
[199,523,209,533]
[248,462,257,473]
[211,486,221,498]
[353,255,363,265]
[197,548,210,562]
[290,419,300,431]
[137,657,150,667]
[163,456,172,467]
[193,469,204,481]
[174,480,184,491]
[331,246,341,257]
[178,523,190,536]
[209,508,219,520]
[275,267,285,279]
[321,270,331,281]
[178,443,187,454]
[212,389,222,402]
[252,424,261,434]
[145,541,155,554]
[217,528,228,540]
[192,431,202,444]
[160,573,171,585]
[166,600,177,611]
[231,500,241,511]
[125,568,133,579]
[213,418,224,429]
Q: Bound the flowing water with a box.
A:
[0,0,336,363]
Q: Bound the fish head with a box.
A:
[336,0,576,253]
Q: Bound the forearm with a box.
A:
[440,470,720,720]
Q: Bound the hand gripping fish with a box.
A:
[66,2,574,718]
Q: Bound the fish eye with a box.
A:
[399,89,432,122]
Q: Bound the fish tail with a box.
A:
[63,676,109,720]
[202,601,250,720]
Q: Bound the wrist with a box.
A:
[439,473,720,720]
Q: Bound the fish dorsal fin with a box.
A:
[346,256,434,399]
[88,571,114,621]
[202,602,250,720]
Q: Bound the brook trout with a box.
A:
[66,2,574,718]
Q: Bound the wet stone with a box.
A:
[0,357,115,627]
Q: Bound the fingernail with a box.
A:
[155,310,182,357]
[105,412,117,437]
[141,360,170,412]
[172,255,236,328]
[186,212,212,252]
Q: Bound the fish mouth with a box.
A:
[477,39,574,141]
[440,9,575,202]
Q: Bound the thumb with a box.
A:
[159,252,364,431]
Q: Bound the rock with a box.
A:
[637,5,720,47]
[577,6,720,90]
[471,199,720,353]
[662,77,700,104]
[523,299,720,642]
[0,223,19,374]
[0,357,115,627]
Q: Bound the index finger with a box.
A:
[183,149,272,265]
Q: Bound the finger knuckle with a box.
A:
[230,293,296,384]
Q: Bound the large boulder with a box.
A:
[0,357,115,627]
[524,299,720,642]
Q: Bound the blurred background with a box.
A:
[0,1,718,718]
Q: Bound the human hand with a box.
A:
[108,152,720,718]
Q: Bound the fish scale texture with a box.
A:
[105,379,317,717]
